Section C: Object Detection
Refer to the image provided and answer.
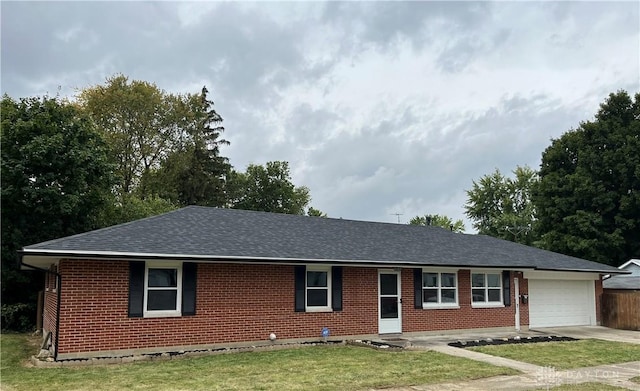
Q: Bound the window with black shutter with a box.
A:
[294,265,343,312]
[128,261,197,318]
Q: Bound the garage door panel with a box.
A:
[528,280,595,328]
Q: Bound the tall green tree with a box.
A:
[1,95,114,330]
[143,87,231,207]
[228,161,311,214]
[78,75,182,198]
[534,91,640,266]
[409,214,465,232]
[464,166,538,244]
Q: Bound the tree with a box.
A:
[464,166,538,245]
[142,87,231,207]
[98,194,177,227]
[228,161,311,215]
[80,77,231,207]
[534,91,640,266]
[1,95,114,330]
[409,214,465,232]
[78,75,177,198]
[307,207,327,217]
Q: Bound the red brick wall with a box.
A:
[56,260,382,355]
[595,277,603,324]
[43,264,58,348]
[402,269,523,332]
[54,260,591,356]
[519,275,530,327]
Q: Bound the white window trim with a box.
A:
[305,265,332,312]
[422,269,459,309]
[471,271,503,308]
[143,261,182,318]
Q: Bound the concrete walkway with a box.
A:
[428,344,544,373]
[381,360,640,391]
[401,361,640,391]
[370,326,640,390]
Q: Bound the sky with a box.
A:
[2,1,639,230]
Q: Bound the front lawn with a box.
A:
[1,334,517,391]
[469,339,640,370]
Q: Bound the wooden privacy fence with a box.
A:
[601,292,640,331]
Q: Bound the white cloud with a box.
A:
[1,1,638,229]
[175,2,221,28]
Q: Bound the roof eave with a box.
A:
[20,249,619,274]
[532,266,628,275]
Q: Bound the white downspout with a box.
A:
[514,277,521,332]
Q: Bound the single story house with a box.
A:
[603,259,640,293]
[20,206,621,360]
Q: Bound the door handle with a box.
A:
[399,298,403,303]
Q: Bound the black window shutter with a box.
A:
[294,266,306,312]
[331,266,343,311]
[182,262,197,316]
[128,262,145,317]
[502,270,511,307]
[413,269,423,309]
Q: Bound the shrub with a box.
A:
[1,303,35,332]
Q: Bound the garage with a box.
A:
[528,277,597,328]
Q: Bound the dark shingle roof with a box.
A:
[21,206,619,273]
[603,276,640,290]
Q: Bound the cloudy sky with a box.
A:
[2,1,638,229]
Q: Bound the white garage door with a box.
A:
[528,279,596,328]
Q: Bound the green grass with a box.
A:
[0,334,517,391]
[537,383,630,391]
[630,376,640,384]
[469,339,640,370]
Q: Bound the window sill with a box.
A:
[305,307,333,313]
[471,303,504,309]
[422,304,460,310]
[143,311,182,318]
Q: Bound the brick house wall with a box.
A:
[519,276,530,327]
[401,269,527,332]
[52,259,583,358]
[43,264,58,350]
[57,260,381,356]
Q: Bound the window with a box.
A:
[144,263,182,317]
[46,264,58,292]
[128,261,196,318]
[422,271,458,308]
[305,267,332,311]
[471,272,502,306]
[294,265,342,312]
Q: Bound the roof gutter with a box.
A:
[19,249,624,275]
[532,267,631,275]
[19,260,61,361]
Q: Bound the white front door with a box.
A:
[378,270,402,334]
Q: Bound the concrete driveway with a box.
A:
[387,325,639,348]
[532,325,640,344]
